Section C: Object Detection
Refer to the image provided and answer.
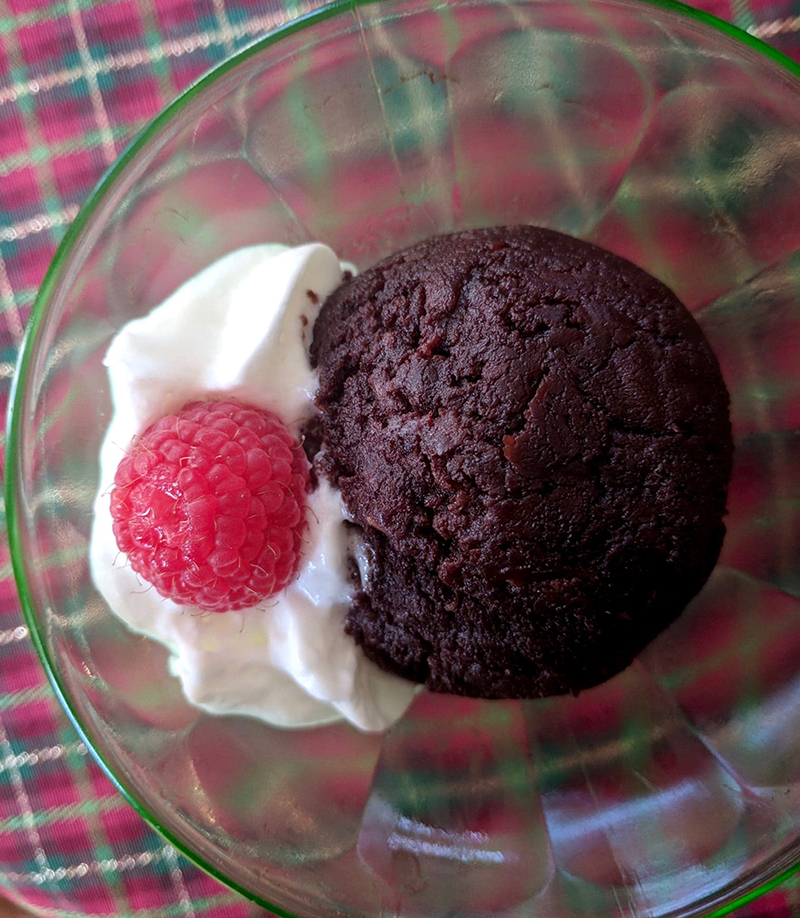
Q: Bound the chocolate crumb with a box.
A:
[311,226,732,699]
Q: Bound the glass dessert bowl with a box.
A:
[7,0,800,915]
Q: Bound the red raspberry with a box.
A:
[110,399,310,612]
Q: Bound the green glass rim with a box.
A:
[6,0,800,913]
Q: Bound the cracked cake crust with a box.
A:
[310,226,732,698]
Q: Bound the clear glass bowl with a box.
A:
[7,0,800,915]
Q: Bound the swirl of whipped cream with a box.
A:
[90,243,416,731]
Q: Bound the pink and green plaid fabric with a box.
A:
[1,0,800,916]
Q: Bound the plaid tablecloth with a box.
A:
[0,0,799,915]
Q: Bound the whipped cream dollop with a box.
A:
[90,243,417,731]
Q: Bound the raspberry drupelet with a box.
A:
[110,399,310,612]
